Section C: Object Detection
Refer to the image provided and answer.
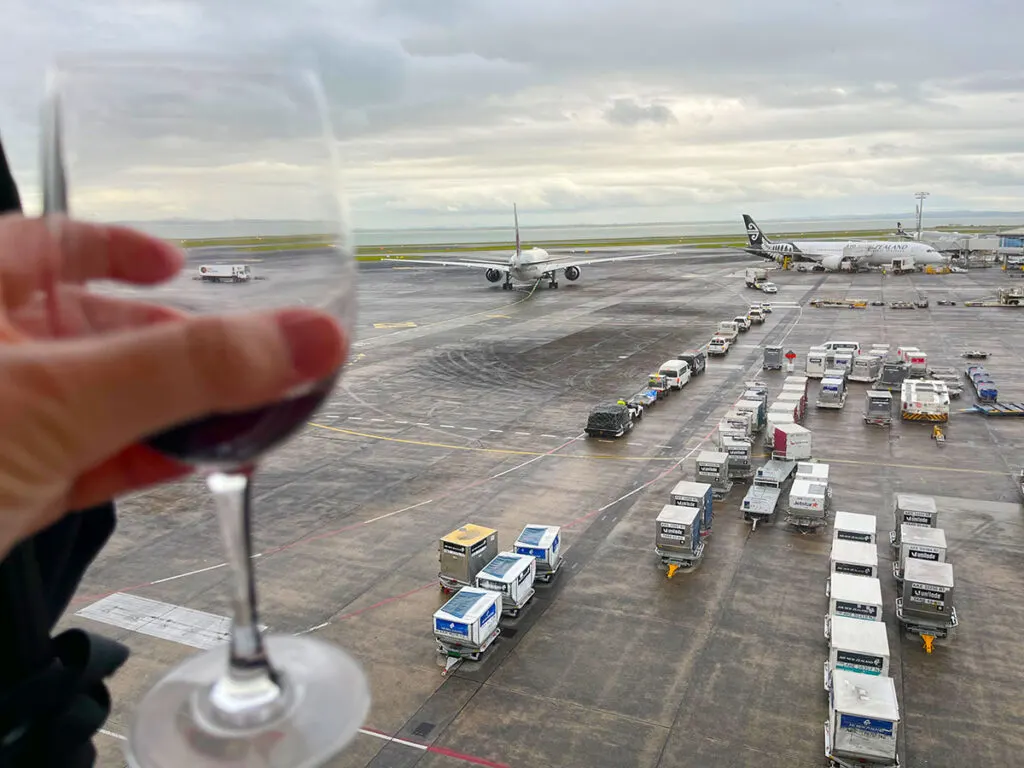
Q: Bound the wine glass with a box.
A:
[41,55,370,766]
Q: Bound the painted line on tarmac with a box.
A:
[96,724,509,767]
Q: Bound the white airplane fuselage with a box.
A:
[763,239,947,267]
[507,247,552,282]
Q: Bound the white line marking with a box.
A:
[540,434,559,438]
[362,499,434,525]
[515,431,531,436]
[396,420,408,424]
[489,429,503,433]
[370,418,385,422]
[596,440,707,513]
[150,562,227,585]
[415,422,430,427]
[440,424,456,429]
[348,416,363,420]
[462,426,478,431]
[356,730,429,751]
[99,729,126,741]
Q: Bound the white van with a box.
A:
[823,340,861,357]
[659,360,692,390]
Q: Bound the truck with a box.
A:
[745,267,767,288]
[888,257,915,274]
[198,264,252,282]
[998,286,1024,305]
[707,336,730,356]
[717,321,740,342]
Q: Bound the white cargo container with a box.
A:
[433,587,501,659]
[849,354,882,383]
[475,552,537,616]
[785,374,810,395]
[833,511,877,545]
[797,461,830,484]
[514,524,562,583]
[907,351,928,378]
[890,494,938,548]
[722,409,753,438]
[768,399,800,423]
[764,410,795,447]
[198,263,252,282]
[788,478,829,518]
[825,615,891,692]
[806,346,828,378]
[896,525,947,579]
[896,345,920,363]
[776,390,806,419]
[816,376,848,409]
[772,423,812,461]
[826,671,900,767]
[827,573,883,626]
[830,538,879,578]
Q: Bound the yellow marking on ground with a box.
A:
[372,321,417,329]
[308,423,680,461]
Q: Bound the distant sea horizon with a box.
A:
[119,210,1024,246]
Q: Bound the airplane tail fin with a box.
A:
[742,214,770,249]
[512,203,522,267]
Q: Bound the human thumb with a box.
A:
[5,307,346,472]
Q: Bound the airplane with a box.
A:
[741,214,947,271]
[388,205,674,290]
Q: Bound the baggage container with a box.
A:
[776,390,806,419]
[434,587,501,662]
[849,354,882,383]
[863,390,893,426]
[831,351,855,375]
[833,511,877,545]
[806,346,828,378]
[722,409,754,438]
[830,538,879,578]
[764,410,795,447]
[475,552,536,617]
[796,461,830,484]
[733,398,766,434]
[827,573,883,626]
[514,525,562,583]
[669,481,714,536]
[889,494,938,548]
[825,616,891,692]
[721,437,753,479]
[716,422,748,447]
[772,423,812,461]
[900,559,955,620]
[785,374,810,397]
[438,525,499,593]
[816,376,848,409]
[907,352,928,378]
[695,451,732,498]
[895,525,947,581]
[788,478,829,519]
[763,345,783,370]
[877,360,908,392]
[896,345,920,363]
[825,671,900,768]
[769,399,800,423]
[743,380,770,402]
[655,504,705,576]
[870,343,890,357]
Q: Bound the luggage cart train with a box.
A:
[433,523,562,675]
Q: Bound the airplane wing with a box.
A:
[383,256,508,269]
[529,250,676,270]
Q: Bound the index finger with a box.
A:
[0,213,184,309]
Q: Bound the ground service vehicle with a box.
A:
[647,373,670,399]
[760,282,778,294]
[745,267,767,288]
[659,360,691,390]
[717,321,740,342]
[198,264,252,282]
[747,307,765,323]
[678,350,706,376]
[708,337,730,356]
[585,404,634,438]
[733,315,751,331]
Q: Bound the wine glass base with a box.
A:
[125,634,370,768]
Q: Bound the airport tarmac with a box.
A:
[66,250,1024,767]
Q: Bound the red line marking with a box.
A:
[426,743,511,768]
[332,582,435,622]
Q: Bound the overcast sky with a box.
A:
[3,0,1023,230]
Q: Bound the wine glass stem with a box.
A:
[206,471,283,726]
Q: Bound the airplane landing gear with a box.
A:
[549,280,559,289]
[502,273,513,290]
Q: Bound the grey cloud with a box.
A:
[604,98,676,126]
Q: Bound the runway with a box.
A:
[66,248,1024,767]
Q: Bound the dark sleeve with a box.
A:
[0,133,128,767]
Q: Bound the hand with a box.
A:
[0,214,346,557]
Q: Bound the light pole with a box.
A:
[914,191,930,237]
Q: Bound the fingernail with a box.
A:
[276,308,343,378]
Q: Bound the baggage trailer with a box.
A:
[825,573,884,640]
[475,552,537,617]
[896,559,958,654]
[655,504,705,578]
[833,511,878,545]
[695,451,732,499]
[741,459,797,529]
[514,525,562,583]
[824,671,901,768]
[434,587,502,675]
[893,525,947,583]
[438,525,499,594]
[824,616,891,693]
[889,494,939,549]
[863,390,893,426]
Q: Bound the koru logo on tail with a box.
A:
[747,221,761,241]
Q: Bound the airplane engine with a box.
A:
[819,255,845,271]
[485,268,503,283]
[564,266,581,281]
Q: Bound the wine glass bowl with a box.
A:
[42,55,369,767]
